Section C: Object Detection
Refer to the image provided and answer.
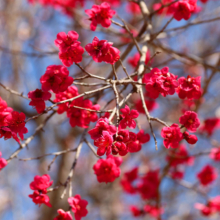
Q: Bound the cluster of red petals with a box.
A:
[119,105,139,129]
[89,117,150,156]
[166,145,194,167]
[54,209,72,220]
[85,37,120,64]
[126,2,141,14]
[161,124,183,149]
[128,51,150,68]
[120,167,138,194]
[195,196,220,216]
[176,75,202,100]
[197,165,217,186]
[130,205,163,218]
[40,65,74,93]
[55,31,84,67]
[28,89,51,113]
[210,148,220,161]
[121,167,160,200]
[143,67,178,99]
[93,155,122,183]
[68,195,88,220]
[97,0,121,7]
[135,98,158,113]
[179,111,200,132]
[153,0,198,21]
[29,174,53,207]
[85,3,115,31]
[200,118,220,136]
[183,131,198,144]
[0,97,28,143]
[137,170,160,200]
[0,152,7,170]
[28,0,84,16]
[54,86,99,128]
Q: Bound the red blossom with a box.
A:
[128,51,150,68]
[30,174,53,191]
[170,169,185,179]
[85,37,120,64]
[85,3,115,31]
[161,124,183,149]
[5,111,28,140]
[126,2,141,14]
[210,148,220,161]
[127,130,150,153]
[55,31,79,52]
[176,75,202,100]
[119,105,139,129]
[40,65,74,93]
[153,0,177,15]
[197,165,217,186]
[173,0,197,21]
[144,205,163,218]
[120,167,138,194]
[54,86,79,114]
[166,144,194,167]
[200,118,220,136]
[130,206,143,217]
[68,195,88,220]
[28,89,51,113]
[29,191,52,207]
[179,111,200,132]
[183,131,198,144]
[137,170,160,200]
[0,152,7,170]
[143,67,178,99]
[94,131,113,156]
[88,118,117,140]
[54,209,73,220]
[67,99,99,128]
[93,155,122,183]
[195,196,220,216]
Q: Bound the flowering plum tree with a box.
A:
[0,0,220,220]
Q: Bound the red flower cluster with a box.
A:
[29,174,53,207]
[119,105,139,129]
[55,31,84,67]
[179,111,200,132]
[153,0,198,21]
[54,209,72,220]
[93,155,122,183]
[0,152,7,170]
[28,89,51,113]
[97,0,121,7]
[121,168,160,199]
[54,86,99,128]
[143,67,178,99]
[0,97,28,143]
[195,196,220,216]
[85,3,115,31]
[176,75,202,100]
[126,2,141,14]
[210,148,220,161]
[85,37,120,64]
[130,205,163,218]
[197,165,217,186]
[200,117,220,136]
[161,124,183,149]
[68,195,88,220]
[121,168,161,217]
[89,117,150,156]
[40,65,74,93]
[28,0,85,16]
[128,51,151,68]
